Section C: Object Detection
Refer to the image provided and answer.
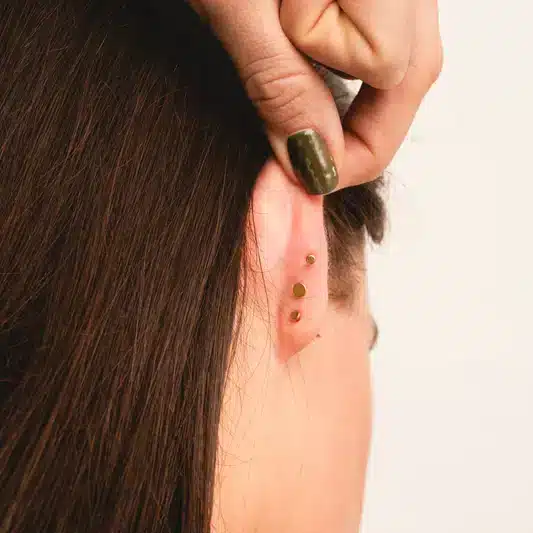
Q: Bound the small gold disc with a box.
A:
[290,310,302,322]
[292,282,307,298]
[306,254,316,265]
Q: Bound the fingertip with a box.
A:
[266,112,345,198]
[287,129,339,195]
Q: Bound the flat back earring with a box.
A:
[292,282,307,298]
[290,310,302,322]
[290,254,316,323]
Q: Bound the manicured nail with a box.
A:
[287,129,338,195]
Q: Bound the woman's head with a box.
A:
[215,157,382,533]
[0,0,385,531]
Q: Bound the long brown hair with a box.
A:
[0,0,386,531]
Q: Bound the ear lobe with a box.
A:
[249,159,329,361]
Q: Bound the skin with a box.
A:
[212,161,377,532]
[190,0,442,191]
[197,1,440,528]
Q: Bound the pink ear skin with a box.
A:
[250,159,329,361]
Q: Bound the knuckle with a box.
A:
[365,41,410,89]
[279,3,316,51]
[280,16,315,56]
[427,42,444,84]
[414,40,444,91]
[242,54,310,126]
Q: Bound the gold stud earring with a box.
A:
[290,254,315,324]
[292,282,307,298]
[290,310,302,322]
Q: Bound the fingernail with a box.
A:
[287,129,338,195]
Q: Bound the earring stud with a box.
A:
[290,310,302,322]
[289,254,316,324]
[292,282,307,298]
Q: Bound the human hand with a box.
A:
[189,0,443,194]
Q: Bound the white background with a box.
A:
[362,0,533,531]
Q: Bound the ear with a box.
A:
[246,159,329,361]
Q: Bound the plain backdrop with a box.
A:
[361,0,533,531]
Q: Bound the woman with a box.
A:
[1,0,420,532]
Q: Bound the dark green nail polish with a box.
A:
[287,129,338,195]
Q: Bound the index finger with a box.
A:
[280,0,414,89]
[338,0,443,188]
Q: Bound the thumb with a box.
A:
[199,0,344,195]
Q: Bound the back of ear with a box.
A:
[247,159,329,361]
